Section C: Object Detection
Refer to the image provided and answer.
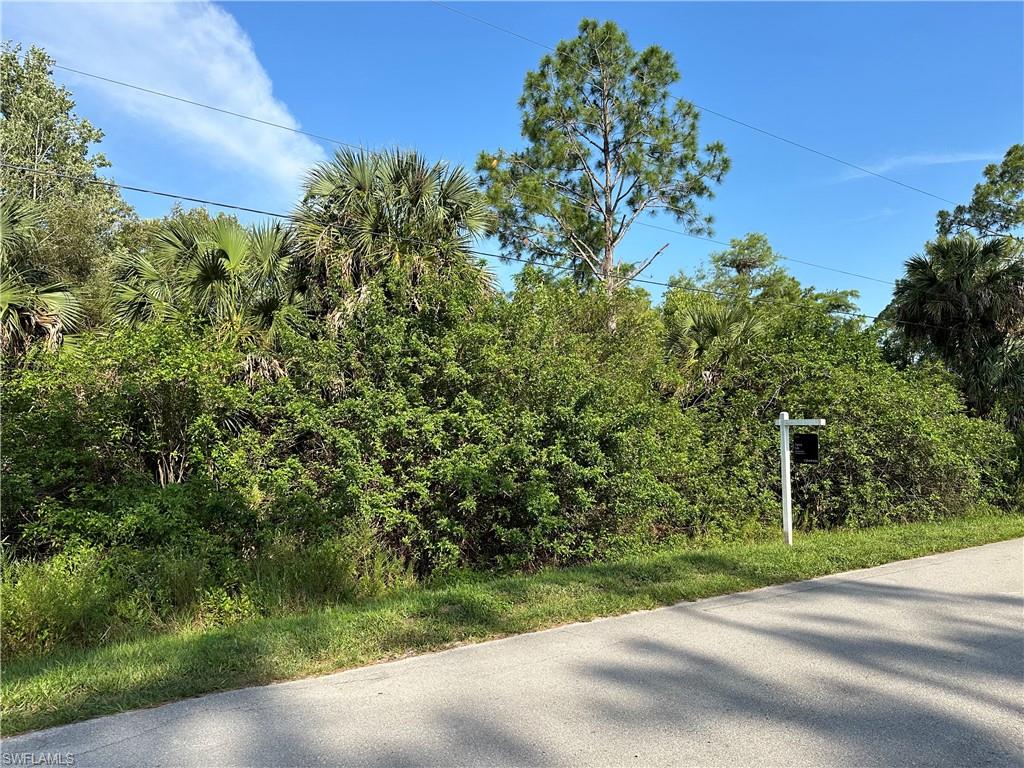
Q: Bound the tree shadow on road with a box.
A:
[582,580,1022,767]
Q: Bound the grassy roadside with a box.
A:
[3,513,1022,736]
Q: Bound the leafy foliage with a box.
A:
[0,43,140,318]
[2,37,1020,664]
[294,148,493,327]
[664,297,764,398]
[478,19,729,293]
[0,198,83,358]
[884,235,1024,427]
[113,213,303,361]
[936,144,1023,238]
[685,296,1018,530]
[5,260,1015,580]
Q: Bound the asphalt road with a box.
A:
[4,539,1022,767]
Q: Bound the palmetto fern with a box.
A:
[1,197,44,261]
[294,148,494,313]
[0,198,82,357]
[113,217,303,354]
[665,298,764,387]
[890,235,1024,418]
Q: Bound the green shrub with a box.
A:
[195,586,260,627]
[677,299,1019,531]
[0,547,125,655]
[290,270,699,573]
[150,546,211,612]
[2,322,252,553]
[1,265,1018,660]
[249,537,359,611]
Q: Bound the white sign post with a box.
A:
[775,412,826,545]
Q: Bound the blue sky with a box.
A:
[5,1,1022,315]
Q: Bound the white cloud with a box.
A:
[837,151,999,182]
[6,1,326,205]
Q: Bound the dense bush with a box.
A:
[2,265,1019,657]
[683,299,1018,531]
[3,32,1021,666]
[0,546,123,655]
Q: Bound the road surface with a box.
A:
[4,539,1022,767]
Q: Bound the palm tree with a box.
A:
[114,216,303,355]
[665,297,764,392]
[888,235,1024,419]
[293,148,493,324]
[0,198,82,358]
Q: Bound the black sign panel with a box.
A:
[792,433,819,465]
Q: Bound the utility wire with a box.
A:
[688,106,957,205]
[52,64,366,153]
[429,0,959,206]
[3,161,934,330]
[51,60,896,287]
[500,155,896,286]
[635,218,894,285]
[3,162,286,218]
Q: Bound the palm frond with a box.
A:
[1,262,81,357]
[0,198,44,263]
[293,148,493,312]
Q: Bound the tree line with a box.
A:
[0,24,1021,657]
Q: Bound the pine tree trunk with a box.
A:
[604,245,617,333]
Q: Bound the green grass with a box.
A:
[3,513,1022,736]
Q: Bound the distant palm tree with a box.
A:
[114,217,303,354]
[293,148,493,323]
[665,298,764,390]
[0,198,82,358]
[888,235,1024,419]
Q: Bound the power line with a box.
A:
[429,1,959,206]
[3,163,288,218]
[52,64,365,153]
[51,60,896,287]
[503,157,896,286]
[49,60,897,288]
[3,161,928,329]
[689,107,957,205]
[595,195,895,286]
